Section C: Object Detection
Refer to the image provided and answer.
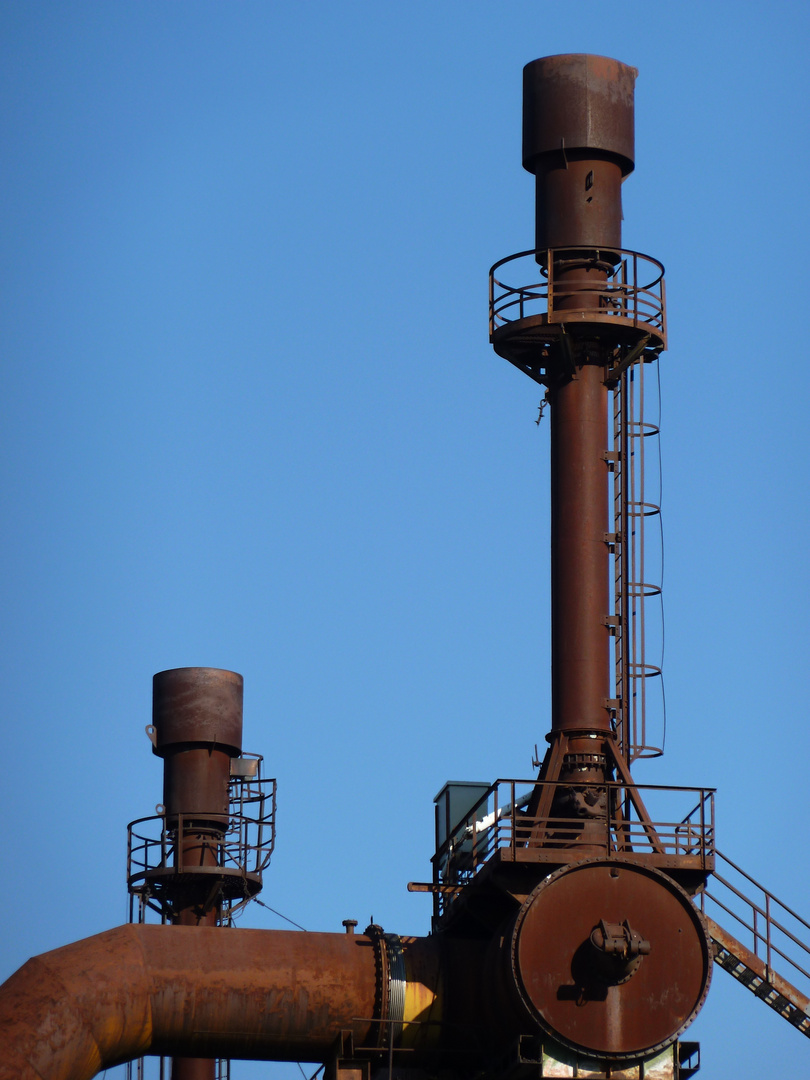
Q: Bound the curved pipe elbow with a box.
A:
[0,924,383,1079]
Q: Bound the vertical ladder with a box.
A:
[611,343,665,764]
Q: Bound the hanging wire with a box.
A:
[253,897,308,932]
[660,656,667,754]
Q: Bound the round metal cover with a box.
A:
[511,858,711,1058]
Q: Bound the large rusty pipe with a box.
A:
[0,925,488,1079]
[0,926,378,1080]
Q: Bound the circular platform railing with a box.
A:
[489,248,666,343]
[127,775,276,917]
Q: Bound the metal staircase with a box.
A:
[699,850,810,1038]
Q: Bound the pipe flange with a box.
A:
[385,934,406,1034]
[562,753,606,769]
[509,857,712,1060]
[364,923,389,1048]
[364,924,406,1049]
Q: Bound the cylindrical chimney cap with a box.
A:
[152,667,243,756]
[523,54,637,176]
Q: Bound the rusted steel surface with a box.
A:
[162,745,232,825]
[153,667,243,827]
[0,926,492,1079]
[0,926,153,1080]
[476,54,719,1064]
[505,860,712,1058]
[153,667,244,756]
[493,55,667,851]
[523,55,636,253]
[550,361,611,735]
[152,667,246,1077]
[523,55,636,174]
[521,57,637,742]
[534,158,625,254]
[172,1060,218,1080]
[707,916,810,1036]
[0,926,382,1079]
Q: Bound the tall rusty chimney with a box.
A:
[524,55,636,744]
[491,54,667,802]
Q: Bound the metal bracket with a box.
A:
[328,1031,370,1080]
[230,756,259,778]
[606,333,652,385]
[558,325,576,377]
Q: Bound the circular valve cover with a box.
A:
[510,858,711,1058]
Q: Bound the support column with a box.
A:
[549,359,611,736]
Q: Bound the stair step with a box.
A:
[707,917,810,1039]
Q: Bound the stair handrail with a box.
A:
[702,849,810,986]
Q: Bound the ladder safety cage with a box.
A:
[127,756,276,923]
[611,349,666,764]
[125,761,275,1079]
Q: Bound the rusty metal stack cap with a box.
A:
[152,667,243,756]
[523,54,637,176]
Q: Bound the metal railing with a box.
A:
[700,849,810,996]
[125,762,274,1078]
[127,774,276,916]
[489,247,666,339]
[433,778,713,913]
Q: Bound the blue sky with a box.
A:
[1,3,809,1078]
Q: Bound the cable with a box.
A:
[253,897,308,932]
